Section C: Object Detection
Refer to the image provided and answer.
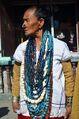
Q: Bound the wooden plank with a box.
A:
[4,0,75,6]
[0,12,2,56]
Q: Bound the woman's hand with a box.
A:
[12,102,20,112]
[64,105,72,119]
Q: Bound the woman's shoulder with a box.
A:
[53,37,67,47]
[17,40,28,51]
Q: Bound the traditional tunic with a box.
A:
[12,38,74,118]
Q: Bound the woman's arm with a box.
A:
[12,61,21,112]
[62,61,75,119]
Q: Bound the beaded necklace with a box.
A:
[20,30,53,119]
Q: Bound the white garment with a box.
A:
[13,38,71,117]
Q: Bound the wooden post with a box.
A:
[0,66,3,93]
[72,62,77,79]
[6,66,11,93]
[0,14,2,56]
[75,0,79,52]
[76,22,79,52]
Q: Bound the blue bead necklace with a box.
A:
[25,30,53,119]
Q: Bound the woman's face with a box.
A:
[22,9,43,37]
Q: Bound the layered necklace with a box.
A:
[20,30,53,119]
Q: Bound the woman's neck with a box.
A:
[35,30,43,51]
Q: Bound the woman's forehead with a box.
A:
[23,9,35,19]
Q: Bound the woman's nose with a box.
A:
[22,22,25,28]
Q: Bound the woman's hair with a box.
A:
[26,5,51,31]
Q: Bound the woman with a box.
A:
[12,6,74,119]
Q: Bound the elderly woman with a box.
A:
[12,5,74,119]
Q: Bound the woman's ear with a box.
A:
[39,18,45,29]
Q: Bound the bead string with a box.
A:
[20,30,53,119]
